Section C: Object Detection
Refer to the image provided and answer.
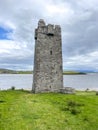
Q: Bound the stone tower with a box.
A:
[32,19,63,93]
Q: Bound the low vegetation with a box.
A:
[63,71,86,75]
[0,90,98,130]
[0,69,32,74]
[0,68,87,75]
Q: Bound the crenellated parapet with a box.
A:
[35,19,61,40]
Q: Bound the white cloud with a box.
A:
[0,40,33,70]
[63,51,98,71]
[0,0,98,71]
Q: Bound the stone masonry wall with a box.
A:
[32,19,63,93]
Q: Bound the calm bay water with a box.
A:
[0,73,98,90]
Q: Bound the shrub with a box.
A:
[67,100,84,107]
[71,108,81,115]
[96,91,98,95]
[85,88,89,92]
[11,86,15,90]
[62,100,84,115]
[67,100,77,107]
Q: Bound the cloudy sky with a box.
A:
[0,0,98,72]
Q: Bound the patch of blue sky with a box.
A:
[0,27,13,40]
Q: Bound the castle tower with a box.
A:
[32,19,63,93]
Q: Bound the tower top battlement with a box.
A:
[36,19,61,37]
[38,19,46,27]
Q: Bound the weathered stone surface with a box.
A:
[60,87,75,94]
[47,24,54,35]
[32,19,63,93]
[38,19,46,27]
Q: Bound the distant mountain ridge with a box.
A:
[0,68,16,74]
[0,68,97,74]
[63,71,86,75]
[0,68,32,74]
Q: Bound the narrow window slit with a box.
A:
[50,50,52,55]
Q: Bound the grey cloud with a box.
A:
[0,0,98,71]
[62,9,98,59]
[0,53,33,70]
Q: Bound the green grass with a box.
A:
[0,90,98,130]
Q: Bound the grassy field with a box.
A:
[0,90,98,130]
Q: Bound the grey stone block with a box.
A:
[60,87,75,94]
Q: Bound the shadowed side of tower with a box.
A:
[32,19,63,93]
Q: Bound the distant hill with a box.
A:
[0,68,87,75]
[0,69,16,74]
[0,69,32,74]
[63,71,86,75]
